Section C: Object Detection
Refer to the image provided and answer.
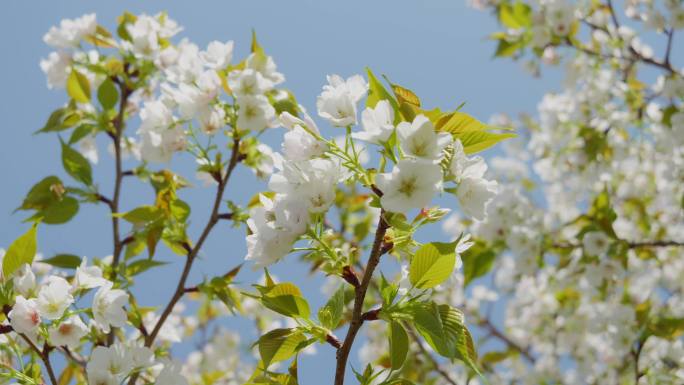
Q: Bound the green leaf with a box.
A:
[170,199,191,222]
[257,328,307,369]
[438,112,487,133]
[251,29,265,55]
[409,242,456,289]
[66,69,91,103]
[437,112,515,154]
[126,259,168,277]
[68,124,95,145]
[438,305,477,366]
[37,108,69,133]
[411,303,450,356]
[389,320,409,370]
[492,34,525,58]
[457,130,516,154]
[41,254,82,269]
[2,224,38,278]
[97,78,119,110]
[261,283,311,319]
[318,286,346,330]
[499,2,532,29]
[461,240,497,286]
[119,206,162,224]
[61,141,93,185]
[40,196,79,224]
[409,302,480,374]
[17,176,64,211]
[366,68,400,123]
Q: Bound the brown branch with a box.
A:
[334,209,389,385]
[126,137,242,385]
[144,137,242,346]
[478,318,535,364]
[664,29,675,67]
[20,335,57,385]
[2,307,57,385]
[216,212,234,220]
[361,308,381,321]
[60,346,87,368]
[553,240,684,249]
[341,265,361,288]
[108,79,132,284]
[631,338,645,382]
[326,333,343,349]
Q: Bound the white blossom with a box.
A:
[36,276,74,320]
[49,316,88,348]
[8,296,41,335]
[583,231,612,256]
[92,282,129,333]
[375,159,443,212]
[39,51,71,89]
[12,264,36,297]
[352,100,395,144]
[43,13,96,49]
[236,95,276,131]
[73,257,107,290]
[397,114,451,161]
[200,40,234,69]
[316,74,368,127]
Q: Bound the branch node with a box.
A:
[361,308,381,321]
[326,334,342,349]
[341,265,360,288]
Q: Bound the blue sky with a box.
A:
[0,1,562,383]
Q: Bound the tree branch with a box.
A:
[108,77,132,284]
[126,137,242,385]
[144,136,242,346]
[477,317,535,364]
[334,209,389,385]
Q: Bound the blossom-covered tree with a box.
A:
[0,11,514,385]
[3,3,683,384]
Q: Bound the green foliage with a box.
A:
[119,205,163,225]
[408,302,479,374]
[499,2,532,29]
[366,68,399,114]
[256,328,307,369]
[66,69,91,103]
[198,264,243,313]
[256,282,311,319]
[437,112,515,154]
[97,78,119,110]
[125,259,168,277]
[318,286,346,330]
[588,190,617,237]
[409,242,457,289]
[388,320,409,370]
[16,176,80,225]
[37,107,77,133]
[61,140,93,185]
[2,223,38,278]
[461,240,498,286]
[41,253,82,269]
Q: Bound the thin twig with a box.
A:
[126,137,242,385]
[478,318,535,364]
[334,208,389,385]
[145,136,242,346]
